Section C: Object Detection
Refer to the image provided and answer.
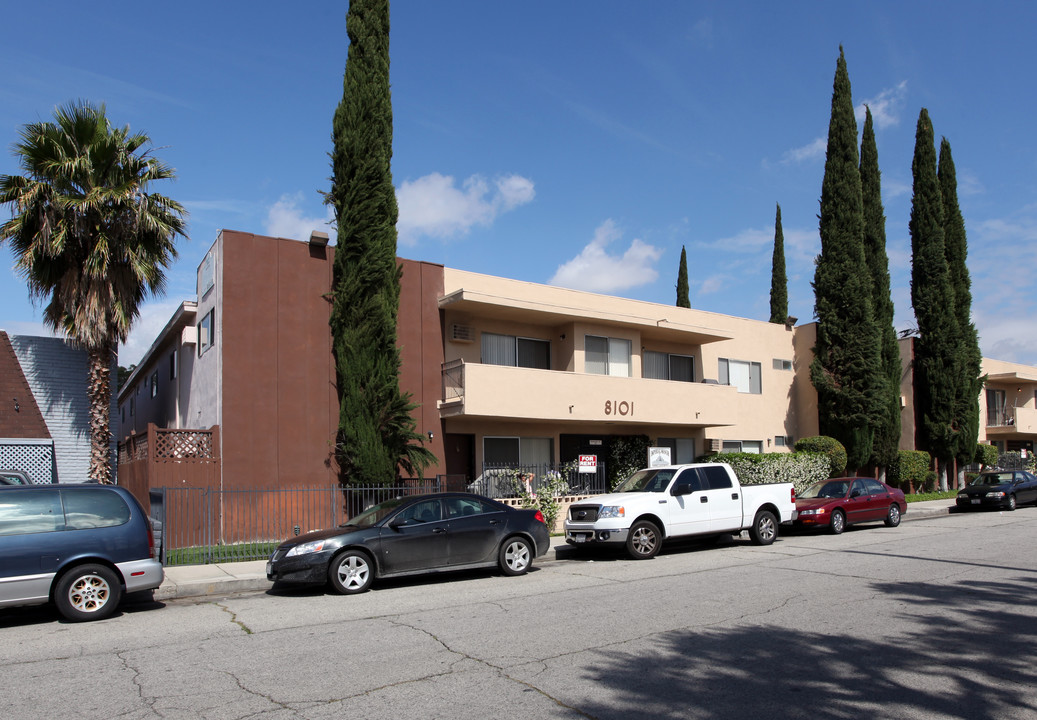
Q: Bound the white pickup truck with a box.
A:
[564,463,797,559]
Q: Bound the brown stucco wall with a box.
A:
[398,258,446,478]
[219,231,337,490]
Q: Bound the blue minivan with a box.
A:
[0,484,163,621]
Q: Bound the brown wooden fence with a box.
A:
[117,424,221,517]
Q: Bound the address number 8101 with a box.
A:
[604,400,633,416]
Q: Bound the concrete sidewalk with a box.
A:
[155,499,957,602]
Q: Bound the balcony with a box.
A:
[987,406,1037,435]
[439,360,738,428]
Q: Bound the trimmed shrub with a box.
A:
[974,443,999,468]
[793,436,847,478]
[698,452,829,495]
[888,449,931,490]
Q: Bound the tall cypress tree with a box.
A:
[676,245,691,308]
[769,203,788,324]
[939,138,983,488]
[860,107,901,479]
[328,0,434,484]
[909,109,958,491]
[810,47,883,470]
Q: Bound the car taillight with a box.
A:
[534,510,546,525]
[791,487,796,503]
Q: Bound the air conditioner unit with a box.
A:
[450,324,475,343]
[708,439,722,453]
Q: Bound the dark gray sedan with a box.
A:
[267,493,550,594]
[955,470,1037,511]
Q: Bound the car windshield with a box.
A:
[800,481,850,499]
[342,498,407,529]
[614,469,677,493]
[970,473,1011,486]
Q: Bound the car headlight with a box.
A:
[957,494,967,499]
[285,540,326,557]
[598,505,625,519]
[985,491,1006,499]
[799,508,825,515]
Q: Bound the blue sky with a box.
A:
[2,1,1036,367]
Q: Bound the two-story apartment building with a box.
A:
[117,229,1037,493]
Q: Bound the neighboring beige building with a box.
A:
[978,356,1037,455]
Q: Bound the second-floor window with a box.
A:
[718,358,761,394]
[198,309,215,357]
[481,333,550,370]
[644,351,694,382]
[585,335,631,377]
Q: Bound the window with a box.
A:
[130,398,135,417]
[644,352,695,382]
[483,436,553,467]
[700,466,733,489]
[772,358,793,371]
[198,309,215,357]
[62,488,130,529]
[657,438,696,463]
[721,440,762,454]
[481,333,550,369]
[0,490,62,536]
[150,371,158,398]
[718,358,761,394]
[585,335,631,377]
[169,351,177,380]
[986,389,1006,426]
[774,435,793,448]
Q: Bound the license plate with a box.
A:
[571,534,587,543]
[971,499,980,505]
[266,561,272,574]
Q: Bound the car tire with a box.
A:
[328,550,374,594]
[885,504,902,528]
[829,509,846,535]
[749,510,778,546]
[499,536,534,576]
[54,563,122,622]
[626,520,661,560]
[1007,494,1017,512]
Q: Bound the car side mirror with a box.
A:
[850,490,861,498]
[388,518,406,530]
[672,482,694,496]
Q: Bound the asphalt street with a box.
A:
[3,501,1035,719]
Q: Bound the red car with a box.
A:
[795,477,906,534]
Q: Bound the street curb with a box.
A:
[156,502,957,601]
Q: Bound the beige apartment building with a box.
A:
[117,230,1035,494]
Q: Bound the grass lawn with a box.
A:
[904,490,958,503]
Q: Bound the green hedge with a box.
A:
[974,443,998,467]
[698,452,829,495]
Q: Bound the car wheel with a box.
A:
[328,550,374,594]
[829,509,846,535]
[1007,494,1017,511]
[885,504,902,528]
[626,520,661,559]
[749,510,778,546]
[499,536,534,576]
[54,564,122,622]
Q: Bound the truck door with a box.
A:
[666,468,712,537]
[699,465,743,532]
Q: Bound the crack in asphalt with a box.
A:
[116,650,162,717]
[214,602,254,635]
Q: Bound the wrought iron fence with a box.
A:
[472,462,608,498]
[155,480,443,566]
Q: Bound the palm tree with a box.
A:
[0,101,186,483]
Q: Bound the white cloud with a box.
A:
[856,81,908,130]
[264,192,336,242]
[549,220,662,292]
[395,172,535,246]
[698,273,729,296]
[782,137,826,164]
[118,299,186,367]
